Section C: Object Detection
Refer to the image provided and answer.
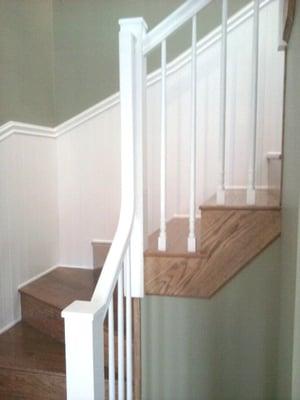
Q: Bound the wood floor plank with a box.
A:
[19,267,100,311]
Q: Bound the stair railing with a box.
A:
[62,0,263,398]
[152,0,263,252]
[62,18,147,400]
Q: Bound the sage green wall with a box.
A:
[292,202,300,399]
[52,0,248,124]
[277,3,300,399]
[0,0,249,126]
[142,240,281,400]
[0,0,55,126]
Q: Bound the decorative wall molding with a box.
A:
[0,0,273,144]
[0,121,55,143]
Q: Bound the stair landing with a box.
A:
[144,189,281,298]
[19,267,101,343]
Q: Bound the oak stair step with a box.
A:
[144,190,281,298]
[19,267,101,343]
[0,322,112,400]
[0,322,66,400]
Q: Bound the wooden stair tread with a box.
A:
[0,322,65,376]
[0,322,113,399]
[145,209,281,298]
[200,189,281,210]
[19,267,120,345]
[146,218,206,258]
[19,267,100,310]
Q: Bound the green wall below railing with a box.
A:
[142,240,281,400]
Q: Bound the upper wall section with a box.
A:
[0,0,249,126]
[0,0,55,126]
[52,0,249,124]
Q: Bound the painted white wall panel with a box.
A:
[57,106,121,266]
[0,135,59,330]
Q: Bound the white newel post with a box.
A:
[62,301,105,400]
[119,18,148,298]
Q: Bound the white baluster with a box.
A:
[158,40,167,251]
[188,15,197,253]
[247,0,260,205]
[125,247,133,400]
[217,0,228,205]
[118,273,125,400]
[108,299,115,400]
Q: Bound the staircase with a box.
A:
[0,187,281,399]
[145,188,281,298]
[0,0,288,399]
[0,268,101,399]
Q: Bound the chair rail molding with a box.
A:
[0,0,274,145]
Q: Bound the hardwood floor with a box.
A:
[19,267,101,344]
[0,322,66,400]
[19,267,101,311]
[0,187,281,398]
[146,217,206,257]
[145,209,281,298]
[0,266,137,399]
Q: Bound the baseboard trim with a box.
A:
[0,317,22,335]
[58,263,94,270]
[18,265,59,290]
[18,263,94,292]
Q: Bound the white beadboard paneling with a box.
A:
[0,134,59,330]
[57,105,121,266]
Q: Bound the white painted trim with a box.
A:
[0,0,274,144]
[55,93,120,137]
[57,264,94,270]
[0,121,55,143]
[0,318,22,335]
[18,265,59,290]
[173,213,201,219]
[18,264,94,291]
[267,151,282,160]
[91,239,113,245]
[146,0,273,86]
[143,0,212,54]
[225,185,270,190]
